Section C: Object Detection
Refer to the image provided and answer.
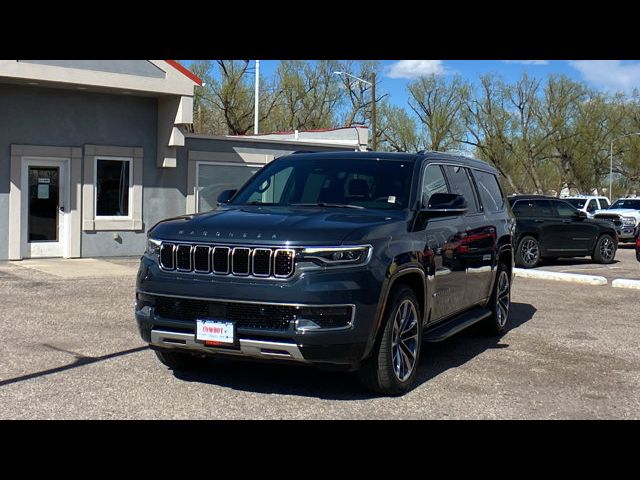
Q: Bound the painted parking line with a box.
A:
[514,268,607,285]
[611,279,640,290]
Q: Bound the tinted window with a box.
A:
[472,170,504,213]
[599,198,610,209]
[96,159,130,216]
[552,200,577,218]
[443,165,479,213]
[586,199,597,213]
[231,157,413,210]
[565,198,586,209]
[421,164,449,204]
[511,199,553,217]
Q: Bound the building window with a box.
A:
[95,158,132,217]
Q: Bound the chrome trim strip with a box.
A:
[193,245,211,273]
[273,248,296,278]
[159,243,176,270]
[211,246,231,275]
[150,330,309,362]
[251,248,272,277]
[231,247,251,276]
[175,244,194,272]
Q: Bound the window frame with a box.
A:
[93,156,134,220]
[441,164,481,215]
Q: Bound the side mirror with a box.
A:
[421,192,468,217]
[575,210,588,219]
[217,189,237,205]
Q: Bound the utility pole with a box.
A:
[371,72,377,151]
[254,60,260,135]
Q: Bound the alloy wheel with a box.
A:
[521,239,539,266]
[600,237,615,262]
[496,270,510,328]
[391,299,419,382]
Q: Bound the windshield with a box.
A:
[610,199,640,210]
[230,156,415,210]
[565,199,587,209]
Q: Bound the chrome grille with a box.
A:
[274,249,295,278]
[176,245,193,271]
[158,242,296,279]
[193,246,211,272]
[232,248,251,275]
[252,249,272,277]
[159,243,175,270]
[212,247,230,274]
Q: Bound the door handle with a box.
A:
[562,219,571,224]
[534,219,544,223]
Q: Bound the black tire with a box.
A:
[154,349,206,370]
[515,235,540,268]
[592,234,617,264]
[482,263,511,335]
[358,286,422,396]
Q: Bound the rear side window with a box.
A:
[552,200,577,218]
[472,170,504,213]
[599,198,610,209]
[586,199,597,213]
[443,165,479,213]
[511,199,553,217]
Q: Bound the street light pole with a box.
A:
[333,71,377,150]
[371,72,377,151]
[254,60,260,135]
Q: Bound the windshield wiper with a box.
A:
[291,202,365,210]
[246,201,277,206]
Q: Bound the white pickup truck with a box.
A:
[593,198,640,242]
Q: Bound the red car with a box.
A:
[636,234,640,262]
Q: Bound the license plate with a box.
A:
[196,319,234,345]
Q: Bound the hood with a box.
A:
[149,205,406,245]
[594,209,640,217]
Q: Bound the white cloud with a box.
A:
[502,60,549,65]
[569,60,640,94]
[386,60,445,79]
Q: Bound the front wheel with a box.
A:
[358,286,422,396]
[592,234,617,264]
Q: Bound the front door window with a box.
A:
[28,166,59,242]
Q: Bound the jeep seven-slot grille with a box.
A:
[154,296,296,330]
[158,243,295,278]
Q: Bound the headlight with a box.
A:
[622,216,636,227]
[298,245,372,266]
[146,238,161,256]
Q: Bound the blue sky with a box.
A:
[183,60,640,108]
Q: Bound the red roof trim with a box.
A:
[164,60,203,86]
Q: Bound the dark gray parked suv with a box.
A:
[135,151,515,395]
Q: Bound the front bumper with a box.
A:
[616,226,638,241]
[135,255,383,367]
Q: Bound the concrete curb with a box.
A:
[513,268,608,285]
[612,279,640,290]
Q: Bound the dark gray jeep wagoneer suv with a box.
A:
[136,151,515,395]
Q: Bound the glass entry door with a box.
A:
[21,158,67,258]
[28,166,60,242]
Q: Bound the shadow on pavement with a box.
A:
[171,302,537,400]
[0,346,149,388]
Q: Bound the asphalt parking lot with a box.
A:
[0,254,639,419]
[531,243,640,283]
